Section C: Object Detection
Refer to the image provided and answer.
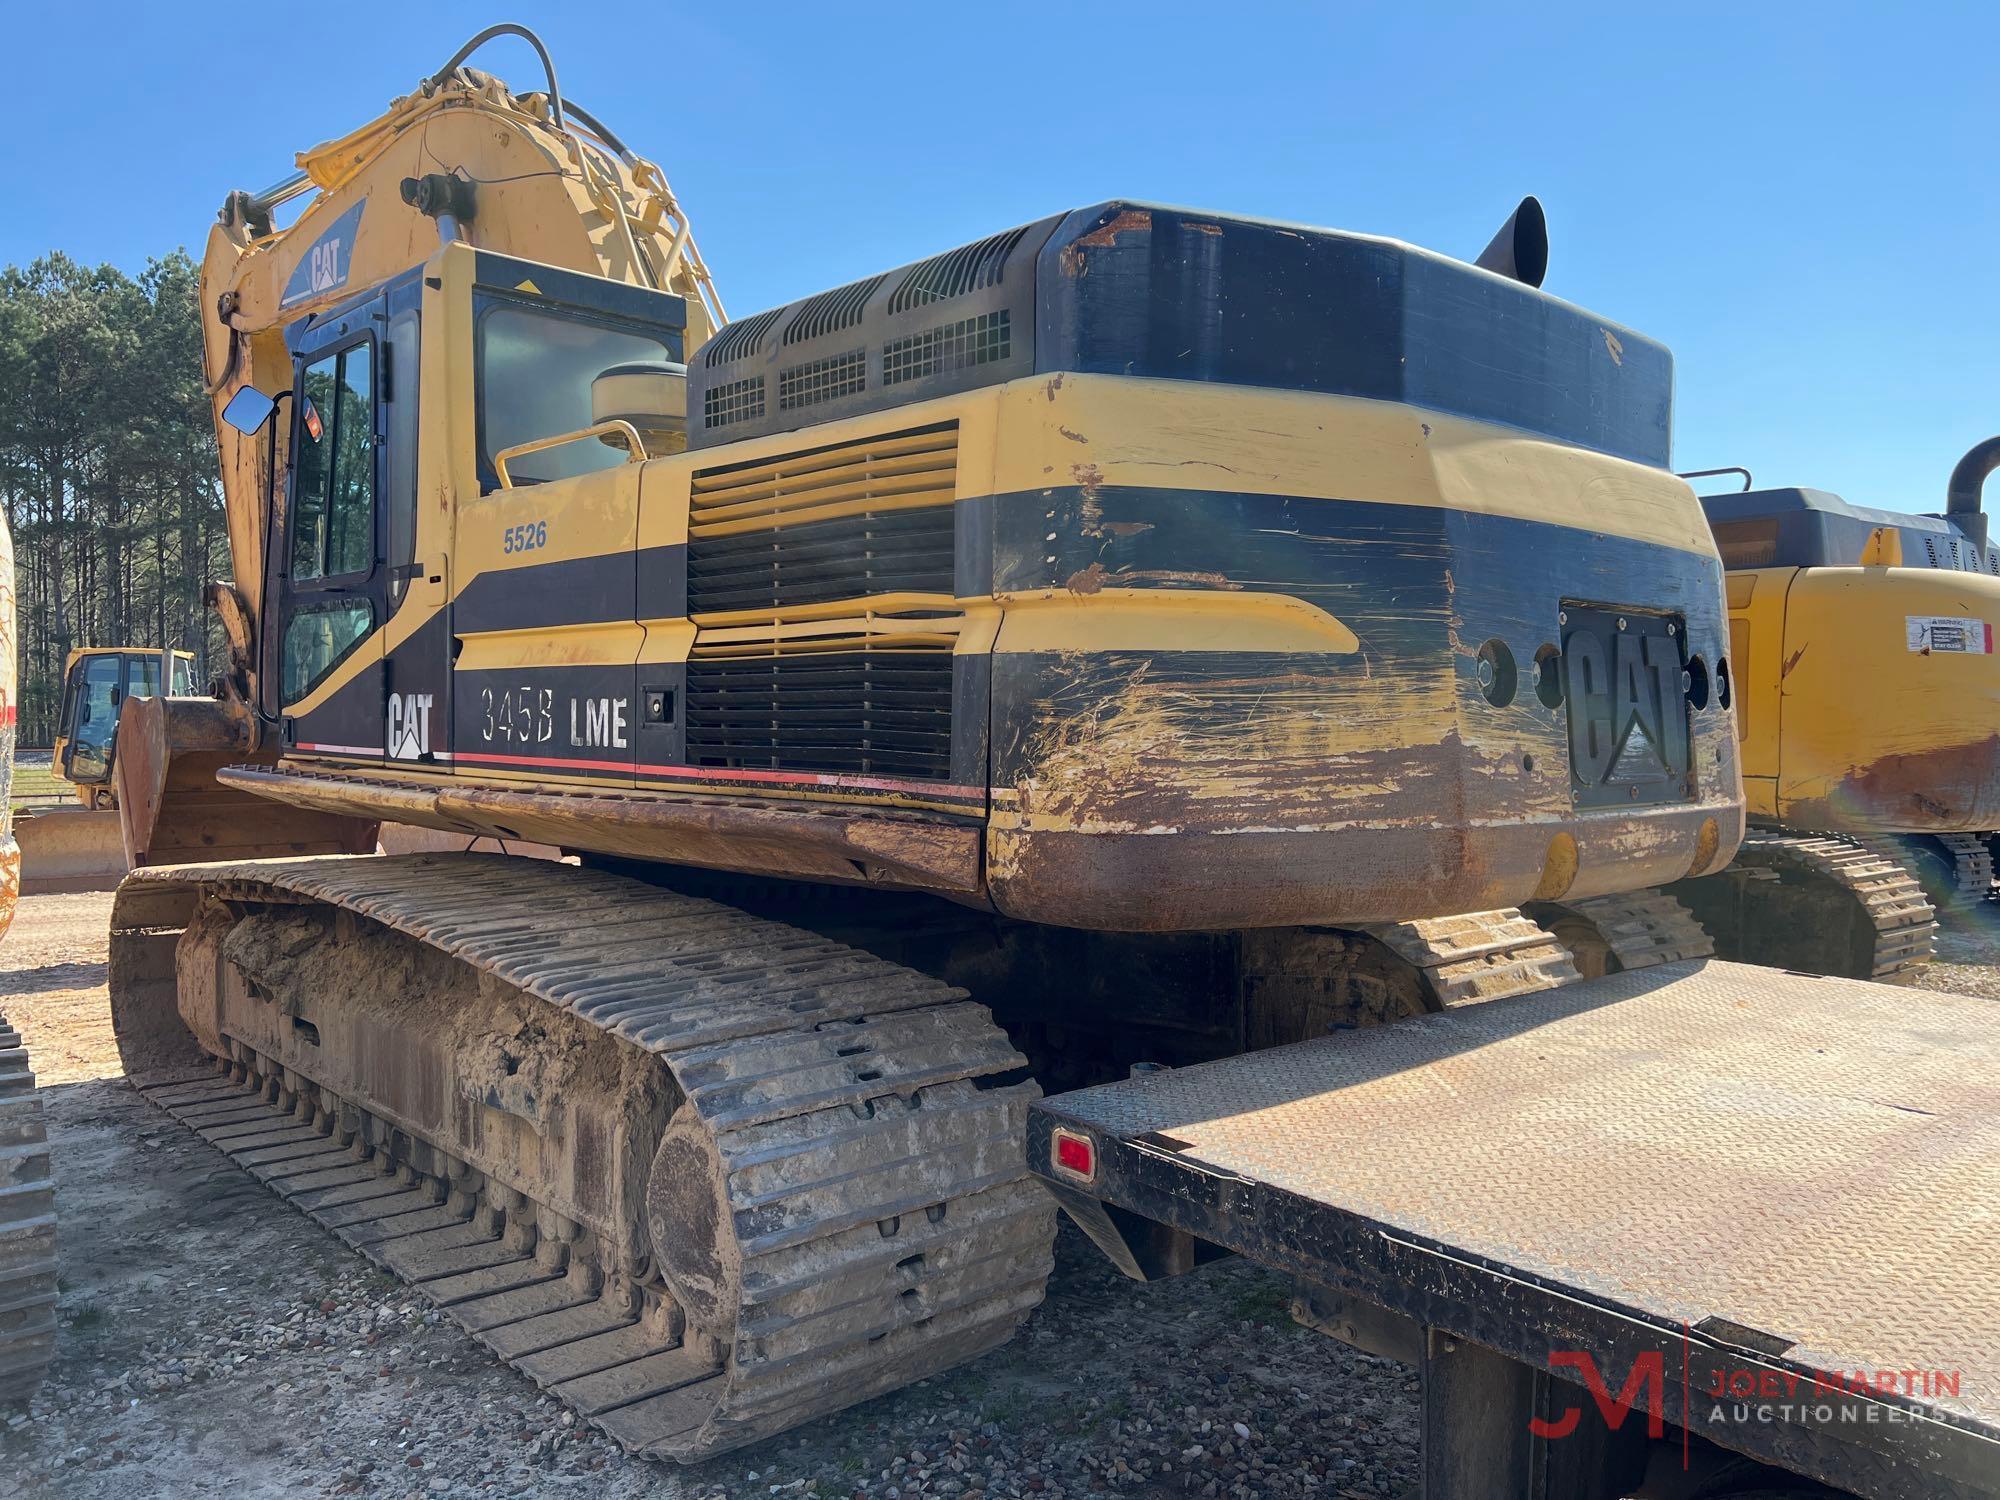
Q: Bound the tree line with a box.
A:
[0,250,227,746]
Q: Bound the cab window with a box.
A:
[292,342,375,580]
[282,598,374,704]
[66,655,122,781]
[476,301,666,489]
[126,655,161,697]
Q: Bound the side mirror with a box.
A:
[221,385,280,434]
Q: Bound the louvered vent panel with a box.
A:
[685,424,960,782]
[701,308,784,367]
[887,226,1030,314]
[783,275,887,345]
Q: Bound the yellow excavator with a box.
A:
[1665,449,2000,978]
[53,647,198,808]
[105,26,1753,1461]
[10,647,201,892]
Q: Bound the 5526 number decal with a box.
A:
[501,520,548,554]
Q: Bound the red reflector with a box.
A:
[1052,1129,1095,1181]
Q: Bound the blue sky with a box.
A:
[5,2,1993,514]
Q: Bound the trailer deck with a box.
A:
[1028,959,2000,1499]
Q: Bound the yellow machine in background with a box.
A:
[1670,443,2000,977]
[53,647,196,808]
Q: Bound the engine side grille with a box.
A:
[778,349,867,413]
[888,225,1030,314]
[684,425,962,785]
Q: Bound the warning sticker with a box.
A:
[1907,616,1995,654]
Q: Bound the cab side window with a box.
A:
[291,343,375,581]
[476,302,666,490]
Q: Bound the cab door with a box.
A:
[57,654,121,787]
[270,301,387,759]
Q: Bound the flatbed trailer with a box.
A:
[1027,960,1999,1499]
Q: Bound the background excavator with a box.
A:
[53,647,198,809]
[100,24,1755,1464]
[6,647,201,896]
[1666,444,2000,979]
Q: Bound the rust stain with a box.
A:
[1057,244,1088,279]
[1184,221,1223,237]
[1786,733,2000,831]
[1781,644,1809,679]
[1058,426,1089,444]
[1065,562,1108,596]
[1006,655,1467,842]
[1074,209,1153,249]
[1115,569,1243,590]
[1073,462,1107,537]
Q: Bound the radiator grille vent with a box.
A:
[887,225,1029,314]
[778,349,867,412]
[702,375,766,430]
[684,424,961,783]
[685,647,956,782]
[783,275,886,345]
[883,312,1011,387]
[702,308,783,367]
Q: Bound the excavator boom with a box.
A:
[200,25,722,657]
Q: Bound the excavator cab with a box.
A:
[54,648,196,806]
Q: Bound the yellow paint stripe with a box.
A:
[689,592,961,629]
[457,621,646,672]
[991,588,1360,654]
[690,635,959,658]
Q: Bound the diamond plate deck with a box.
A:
[1032,959,2000,1499]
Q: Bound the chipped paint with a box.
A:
[1601,329,1625,366]
[1074,209,1153,248]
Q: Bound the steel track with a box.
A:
[112,854,1053,1461]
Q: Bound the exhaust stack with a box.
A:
[1474,196,1548,288]
[1946,436,2000,551]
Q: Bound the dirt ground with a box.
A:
[5,889,1996,1499]
[0,891,1421,1500]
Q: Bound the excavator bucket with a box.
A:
[113,695,377,867]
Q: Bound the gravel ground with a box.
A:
[0,890,1421,1500]
[6,888,1995,1499]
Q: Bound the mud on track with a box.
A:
[0,890,1429,1499]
